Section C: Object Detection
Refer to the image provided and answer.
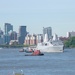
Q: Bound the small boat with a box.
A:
[13,70,24,75]
[24,49,34,53]
[19,49,24,52]
[25,50,44,56]
[19,48,34,53]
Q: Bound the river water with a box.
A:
[0,48,75,75]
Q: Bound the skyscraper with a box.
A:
[0,28,4,45]
[4,23,13,44]
[0,28,3,36]
[4,23,13,35]
[43,27,52,40]
[18,26,27,44]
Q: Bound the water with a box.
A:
[0,48,75,75]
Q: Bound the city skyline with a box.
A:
[0,23,75,37]
[0,0,75,36]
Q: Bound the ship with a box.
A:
[36,34,64,52]
[25,50,44,56]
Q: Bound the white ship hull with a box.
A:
[36,45,64,52]
[36,33,64,53]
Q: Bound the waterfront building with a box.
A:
[18,26,27,44]
[30,34,37,45]
[24,34,36,45]
[59,37,69,42]
[9,40,18,45]
[24,34,31,45]
[43,27,52,41]
[24,34,43,45]
[67,31,75,38]
[36,34,43,43]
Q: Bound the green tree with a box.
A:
[64,37,75,48]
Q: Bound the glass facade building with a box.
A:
[43,27,52,40]
[18,26,27,44]
[4,23,13,35]
[4,23,13,44]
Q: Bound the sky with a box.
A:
[0,0,75,37]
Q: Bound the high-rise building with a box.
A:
[4,23,13,44]
[9,31,17,40]
[0,35,4,45]
[0,28,3,35]
[18,26,27,44]
[0,28,4,45]
[43,27,52,40]
[4,23,13,35]
[4,34,10,44]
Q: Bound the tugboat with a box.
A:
[14,73,24,75]
[25,50,44,56]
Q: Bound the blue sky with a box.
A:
[0,0,75,36]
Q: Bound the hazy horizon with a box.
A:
[0,0,75,37]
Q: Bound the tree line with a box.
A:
[64,37,75,48]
